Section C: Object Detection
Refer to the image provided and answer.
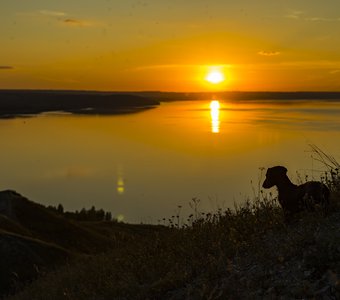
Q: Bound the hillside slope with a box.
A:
[0,190,165,297]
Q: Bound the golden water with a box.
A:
[1,100,340,222]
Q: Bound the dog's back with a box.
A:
[298,181,330,212]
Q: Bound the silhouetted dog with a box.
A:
[262,166,330,219]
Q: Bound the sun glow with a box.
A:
[206,70,225,84]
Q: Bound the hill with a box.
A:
[0,190,165,297]
[0,190,116,253]
[0,188,338,299]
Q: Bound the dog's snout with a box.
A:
[262,178,270,188]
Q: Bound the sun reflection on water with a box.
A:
[210,100,220,133]
[117,168,125,195]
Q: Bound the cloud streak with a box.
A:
[305,17,340,22]
[62,18,93,27]
[285,10,340,22]
[285,10,304,20]
[132,64,231,72]
[258,51,281,56]
[17,10,97,28]
[0,66,14,70]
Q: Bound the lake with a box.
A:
[1,99,340,223]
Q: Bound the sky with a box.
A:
[1,0,340,92]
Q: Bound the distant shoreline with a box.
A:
[0,90,160,118]
[133,91,340,102]
[1,90,340,118]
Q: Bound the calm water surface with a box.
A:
[1,100,340,223]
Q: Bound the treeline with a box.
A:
[48,204,115,222]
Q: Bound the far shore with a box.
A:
[0,90,160,118]
[1,89,340,118]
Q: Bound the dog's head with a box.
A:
[262,166,287,189]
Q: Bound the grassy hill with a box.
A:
[0,191,166,297]
[0,190,118,253]
[1,148,340,299]
[0,229,72,296]
[0,186,339,299]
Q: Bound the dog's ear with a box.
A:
[274,166,287,174]
[280,166,287,174]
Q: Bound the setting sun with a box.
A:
[205,70,225,84]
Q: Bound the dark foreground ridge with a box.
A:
[0,190,165,298]
[1,188,339,299]
[0,90,159,118]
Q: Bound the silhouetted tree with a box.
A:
[105,212,112,221]
[57,204,64,214]
[46,203,114,222]
[96,209,105,221]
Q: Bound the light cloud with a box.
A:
[258,51,281,56]
[0,66,14,70]
[132,64,231,72]
[17,10,67,18]
[62,18,95,27]
[233,61,340,72]
[285,10,304,20]
[305,17,340,22]
[17,10,97,28]
[285,10,340,22]
[133,64,197,71]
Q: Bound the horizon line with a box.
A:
[2,88,340,94]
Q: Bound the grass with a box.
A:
[4,147,340,299]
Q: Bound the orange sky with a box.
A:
[1,1,340,91]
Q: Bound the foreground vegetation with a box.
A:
[3,147,340,299]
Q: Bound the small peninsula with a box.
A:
[0,90,160,118]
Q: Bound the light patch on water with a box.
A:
[116,167,125,195]
[117,214,125,222]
